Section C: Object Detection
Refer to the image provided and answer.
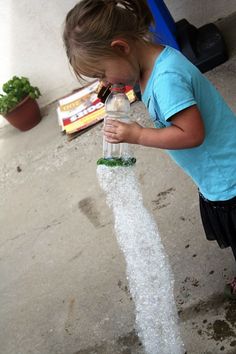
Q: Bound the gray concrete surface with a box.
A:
[1,12,236,354]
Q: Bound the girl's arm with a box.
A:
[104,105,205,150]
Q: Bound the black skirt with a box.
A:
[199,192,236,260]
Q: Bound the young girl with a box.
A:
[63,0,236,297]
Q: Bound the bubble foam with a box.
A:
[97,165,185,354]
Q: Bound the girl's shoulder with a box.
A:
[142,46,203,103]
[154,46,200,78]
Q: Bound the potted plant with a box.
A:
[0,76,41,131]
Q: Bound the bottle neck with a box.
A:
[111,84,126,93]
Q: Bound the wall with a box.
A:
[0,0,79,127]
[0,0,236,127]
[165,0,236,27]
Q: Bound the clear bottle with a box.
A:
[103,83,132,160]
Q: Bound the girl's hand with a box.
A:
[104,119,143,144]
[103,106,205,150]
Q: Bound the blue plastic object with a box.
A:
[147,0,180,50]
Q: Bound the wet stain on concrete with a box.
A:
[73,345,107,354]
[184,276,199,287]
[193,318,236,343]
[118,280,129,295]
[225,301,236,326]
[78,197,104,228]
[178,293,226,322]
[230,340,236,347]
[177,276,200,305]
[73,343,106,354]
[178,293,236,350]
[73,330,142,354]
[211,320,235,341]
[152,187,175,210]
[117,329,141,348]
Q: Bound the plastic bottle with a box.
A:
[103,83,132,161]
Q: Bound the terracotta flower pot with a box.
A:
[5,95,41,131]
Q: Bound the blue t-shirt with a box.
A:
[142,46,236,201]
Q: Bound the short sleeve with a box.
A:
[154,72,197,121]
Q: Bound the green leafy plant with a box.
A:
[97,157,136,167]
[0,76,41,116]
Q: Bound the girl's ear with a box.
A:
[111,39,130,55]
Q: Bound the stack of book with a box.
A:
[57,80,137,140]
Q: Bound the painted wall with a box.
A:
[0,0,235,127]
[0,0,79,127]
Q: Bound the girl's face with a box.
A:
[81,39,141,86]
[96,55,140,86]
[85,38,140,86]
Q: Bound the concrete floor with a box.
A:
[1,12,236,354]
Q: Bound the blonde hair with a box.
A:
[63,0,154,80]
